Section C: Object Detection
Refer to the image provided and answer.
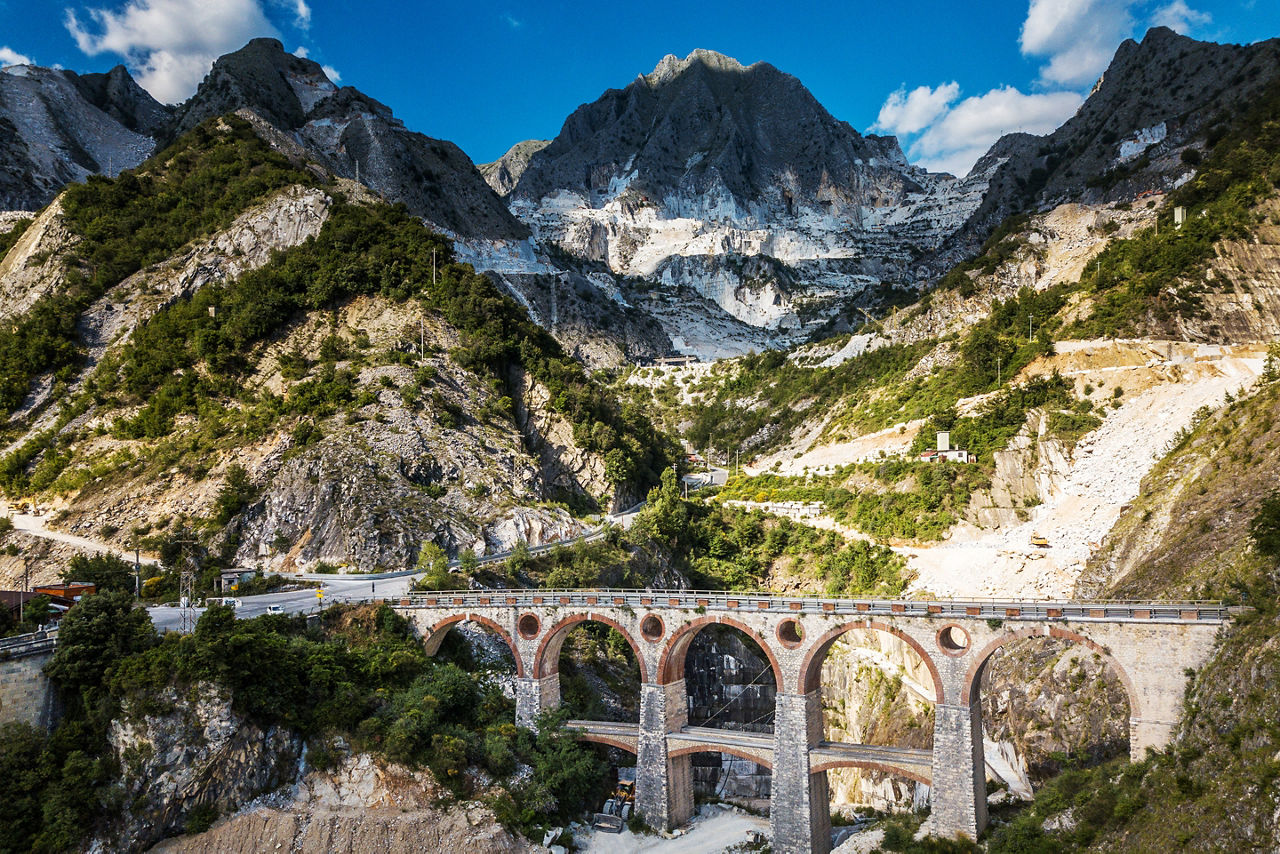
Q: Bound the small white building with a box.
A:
[919,431,974,463]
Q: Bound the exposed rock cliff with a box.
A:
[148,753,533,854]
[503,50,992,357]
[100,683,304,852]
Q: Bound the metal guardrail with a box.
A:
[395,588,1230,623]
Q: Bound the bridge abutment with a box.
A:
[636,679,694,830]
[770,690,831,854]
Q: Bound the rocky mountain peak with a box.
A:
[644,48,749,85]
[167,37,335,141]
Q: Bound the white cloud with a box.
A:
[321,64,340,83]
[0,46,33,67]
[502,13,522,29]
[879,85,1083,177]
[278,0,310,29]
[293,45,308,58]
[65,0,278,103]
[872,82,960,136]
[1151,0,1211,33]
[1020,0,1136,87]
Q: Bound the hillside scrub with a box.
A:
[980,373,1280,850]
[0,600,607,852]
[1066,74,1280,338]
[0,116,315,417]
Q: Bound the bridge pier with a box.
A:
[515,674,560,730]
[770,690,831,854]
[636,680,694,830]
[929,698,987,840]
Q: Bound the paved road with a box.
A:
[147,573,420,632]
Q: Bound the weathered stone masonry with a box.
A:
[396,592,1226,853]
[0,632,59,732]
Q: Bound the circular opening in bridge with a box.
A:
[641,614,665,642]
[777,619,804,649]
[936,624,970,656]
[517,613,541,639]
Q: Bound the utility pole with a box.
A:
[134,548,141,598]
[1029,314,1035,344]
[997,356,1002,386]
[19,557,26,625]
[432,249,437,285]
[419,318,424,358]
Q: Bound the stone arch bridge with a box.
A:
[394,589,1227,853]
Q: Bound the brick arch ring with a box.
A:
[961,626,1141,718]
[425,614,524,677]
[797,620,944,702]
[533,613,649,682]
[808,758,930,786]
[657,615,783,691]
[668,744,773,770]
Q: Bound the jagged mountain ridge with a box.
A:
[498,49,997,357]
[959,26,1280,246]
[170,39,526,240]
[512,48,921,215]
[0,39,523,241]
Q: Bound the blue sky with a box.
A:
[1,0,1278,176]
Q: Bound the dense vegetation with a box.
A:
[0,117,314,417]
[0,599,606,852]
[478,468,909,596]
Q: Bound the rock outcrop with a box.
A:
[148,753,534,854]
[101,683,304,852]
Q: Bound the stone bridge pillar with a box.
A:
[770,690,830,854]
[636,679,693,830]
[930,697,987,839]
[514,674,560,730]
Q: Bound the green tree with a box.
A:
[415,542,459,591]
[45,591,155,694]
[62,553,135,595]
[212,464,255,525]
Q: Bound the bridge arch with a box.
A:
[534,613,648,682]
[669,744,774,770]
[797,620,943,702]
[424,614,523,677]
[657,615,783,691]
[577,733,638,754]
[809,758,931,786]
[961,626,1141,718]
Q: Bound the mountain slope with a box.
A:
[959,27,1280,247]
[502,49,989,357]
[168,38,527,240]
[0,115,673,588]
[0,64,163,209]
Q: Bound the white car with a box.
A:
[266,604,285,614]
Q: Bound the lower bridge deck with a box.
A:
[568,720,933,782]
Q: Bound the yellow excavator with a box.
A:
[592,768,636,833]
